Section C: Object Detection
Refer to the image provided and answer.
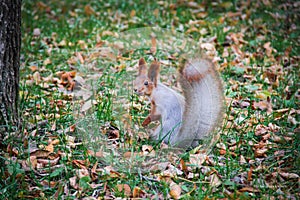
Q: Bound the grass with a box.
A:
[0,0,299,199]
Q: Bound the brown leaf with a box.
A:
[33,71,41,84]
[130,10,136,17]
[75,52,85,64]
[69,176,78,189]
[190,153,206,167]
[263,42,273,57]
[255,148,268,157]
[239,187,259,193]
[132,187,146,198]
[247,166,253,181]
[253,99,273,114]
[27,156,37,169]
[29,65,38,72]
[279,172,299,179]
[116,184,131,196]
[87,149,103,158]
[169,182,181,199]
[73,159,89,169]
[40,180,57,188]
[91,162,98,181]
[141,145,155,156]
[30,150,51,158]
[197,12,208,18]
[179,159,188,173]
[209,173,222,187]
[84,4,95,16]
[43,58,52,66]
[239,155,247,165]
[37,156,60,167]
[45,143,54,153]
[76,168,90,179]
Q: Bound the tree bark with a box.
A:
[0,0,21,133]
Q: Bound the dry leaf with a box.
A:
[132,187,146,198]
[29,65,38,72]
[169,182,181,199]
[75,52,85,64]
[279,172,299,179]
[73,159,89,169]
[84,4,95,16]
[263,42,273,57]
[190,153,207,167]
[141,145,155,156]
[91,162,98,181]
[45,143,54,153]
[43,58,51,65]
[255,148,268,157]
[27,156,37,169]
[239,187,259,193]
[76,168,90,179]
[40,180,57,188]
[209,173,222,187]
[33,71,41,84]
[130,10,136,17]
[30,149,51,158]
[116,184,131,196]
[239,155,247,165]
[69,176,78,189]
[33,28,41,37]
[253,99,273,114]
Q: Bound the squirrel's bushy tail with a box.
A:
[173,58,224,149]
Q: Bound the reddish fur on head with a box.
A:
[148,61,160,87]
[134,58,160,96]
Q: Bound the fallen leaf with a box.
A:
[279,172,299,179]
[141,145,155,156]
[84,4,95,16]
[253,99,273,114]
[29,65,38,72]
[263,42,273,57]
[190,153,206,167]
[239,186,259,193]
[76,168,90,179]
[73,159,89,169]
[116,184,131,196]
[69,176,78,189]
[255,148,268,157]
[33,28,41,37]
[209,173,222,187]
[132,187,146,198]
[30,149,51,158]
[27,156,37,169]
[169,182,181,199]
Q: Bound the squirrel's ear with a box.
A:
[138,58,147,75]
[148,61,160,86]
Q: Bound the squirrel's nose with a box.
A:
[134,88,137,92]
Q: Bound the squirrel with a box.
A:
[134,56,224,149]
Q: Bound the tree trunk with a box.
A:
[0,0,21,134]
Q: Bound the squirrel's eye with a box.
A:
[144,80,148,86]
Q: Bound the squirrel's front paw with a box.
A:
[142,117,151,127]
